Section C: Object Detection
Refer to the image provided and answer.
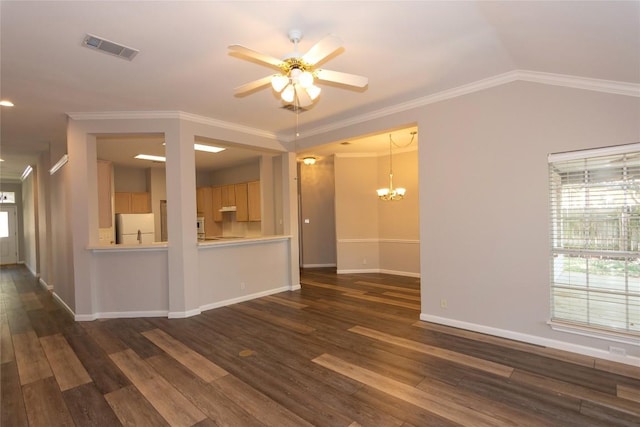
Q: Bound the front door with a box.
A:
[0,206,18,265]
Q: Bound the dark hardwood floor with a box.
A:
[1,264,639,426]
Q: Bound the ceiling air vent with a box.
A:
[82,34,139,61]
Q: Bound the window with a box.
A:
[549,144,640,339]
[0,191,15,203]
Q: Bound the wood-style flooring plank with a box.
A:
[211,374,316,427]
[141,328,228,382]
[595,358,640,380]
[6,307,34,335]
[22,377,75,427]
[39,333,92,391]
[105,385,169,427]
[618,384,640,403]
[146,353,264,426]
[12,330,53,385]
[62,382,122,426]
[0,311,14,363]
[300,279,367,294]
[349,325,514,378]
[20,291,44,311]
[263,294,309,309]
[511,369,640,416]
[312,352,510,427]
[354,280,421,294]
[382,291,422,301]
[1,361,28,427]
[110,348,207,426]
[81,322,129,355]
[412,320,597,369]
[344,292,421,310]
[230,303,316,334]
[63,327,131,394]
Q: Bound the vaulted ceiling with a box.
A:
[1,1,638,180]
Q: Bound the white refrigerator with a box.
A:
[116,213,155,244]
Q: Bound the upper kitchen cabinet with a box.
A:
[221,184,236,208]
[248,180,261,222]
[236,181,261,222]
[115,192,151,214]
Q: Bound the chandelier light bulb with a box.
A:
[271,74,289,92]
[281,84,295,103]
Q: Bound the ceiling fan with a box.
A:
[229,29,368,107]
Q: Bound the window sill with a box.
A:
[548,320,640,346]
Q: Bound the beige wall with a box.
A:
[334,151,420,275]
[299,156,337,267]
[419,81,640,361]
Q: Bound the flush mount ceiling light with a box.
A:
[303,156,317,165]
[0,100,14,107]
[377,131,416,201]
[194,144,225,153]
[134,154,166,162]
[21,165,33,181]
[229,29,368,108]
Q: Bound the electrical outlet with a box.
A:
[609,346,626,356]
[240,282,245,290]
[362,257,367,265]
[440,299,448,309]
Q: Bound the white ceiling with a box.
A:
[1,1,638,180]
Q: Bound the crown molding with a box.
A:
[299,70,640,140]
[67,71,639,145]
[66,110,277,140]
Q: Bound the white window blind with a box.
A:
[549,144,640,337]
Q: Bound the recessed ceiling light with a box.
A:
[194,144,225,153]
[0,100,14,107]
[0,158,4,162]
[134,154,166,162]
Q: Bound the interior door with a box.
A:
[0,206,18,265]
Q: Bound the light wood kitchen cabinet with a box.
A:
[221,184,236,207]
[248,180,261,221]
[97,160,112,228]
[236,181,261,222]
[212,186,223,222]
[114,192,151,214]
[234,182,249,221]
[196,186,216,236]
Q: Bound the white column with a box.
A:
[164,121,200,317]
[282,152,300,289]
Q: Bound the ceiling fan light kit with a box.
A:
[229,29,368,108]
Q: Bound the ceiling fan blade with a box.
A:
[315,69,368,88]
[302,34,342,65]
[228,45,283,68]
[234,75,274,96]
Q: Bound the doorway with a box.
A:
[0,206,18,264]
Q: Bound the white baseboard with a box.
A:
[420,313,640,367]
[290,284,301,291]
[302,263,337,268]
[38,277,53,291]
[168,308,201,319]
[200,285,291,313]
[51,292,75,319]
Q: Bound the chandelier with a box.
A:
[271,58,321,107]
[377,131,416,201]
